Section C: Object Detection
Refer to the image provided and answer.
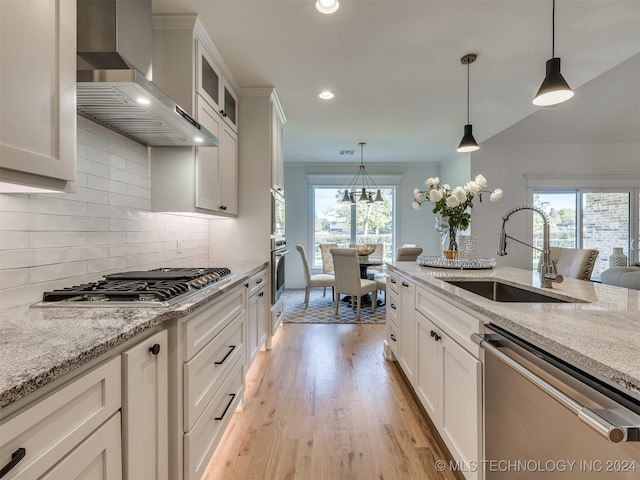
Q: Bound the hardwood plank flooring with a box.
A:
[202,324,460,480]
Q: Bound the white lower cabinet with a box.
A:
[390,271,484,480]
[122,330,168,480]
[398,276,416,384]
[246,269,268,367]
[0,357,121,479]
[40,413,122,480]
[169,284,247,480]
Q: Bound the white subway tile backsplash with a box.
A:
[1,212,63,231]
[87,174,127,194]
[0,194,29,212]
[0,231,28,251]
[0,267,29,289]
[108,192,142,209]
[30,261,87,283]
[61,216,110,232]
[0,119,211,307]
[78,154,110,176]
[29,196,87,216]
[30,232,87,248]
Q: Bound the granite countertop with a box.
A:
[0,261,267,410]
[388,263,640,398]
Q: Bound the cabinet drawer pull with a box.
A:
[244,283,249,288]
[214,345,236,365]
[0,447,26,478]
[390,334,397,342]
[258,291,264,297]
[390,278,397,284]
[390,303,397,310]
[148,344,161,355]
[401,282,409,287]
[430,330,441,342]
[214,393,236,421]
[256,278,263,284]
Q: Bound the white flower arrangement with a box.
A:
[412,174,503,235]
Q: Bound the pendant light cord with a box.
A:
[466,61,470,124]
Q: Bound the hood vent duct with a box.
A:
[76,0,219,147]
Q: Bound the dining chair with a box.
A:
[330,248,378,320]
[374,246,423,303]
[366,243,384,278]
[295,245,335,308]
[548,247,599,281]
[319,243,338,274]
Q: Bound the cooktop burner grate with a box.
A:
[37,267,234,306]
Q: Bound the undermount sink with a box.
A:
[443,280,587,303]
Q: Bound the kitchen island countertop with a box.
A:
[388,263,640,398]
[0,261,268,410]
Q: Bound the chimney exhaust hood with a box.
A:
[76,0,219,148]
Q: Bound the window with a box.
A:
[312,186,395,269]
[533,189,639,277]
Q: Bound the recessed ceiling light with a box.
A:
[318,90,335,100]
[194,137,203,143]
[136,97,150,105]
[316,0,340,15]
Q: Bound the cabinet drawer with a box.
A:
[0,357,121,480]
[415,286,482,355]
[184,315,245,430]
[388,321,399,356]
[388,271,399,294]
[248,270,267,297]
[386,289,399,328]
[183,287,245,361]
[184,358,245,480]
[41,412,122,480]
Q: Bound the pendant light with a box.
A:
[340,143,383,204]
[533,0,574,106]
[457,53,479,153]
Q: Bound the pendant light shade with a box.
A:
[533,57,574,106]
[457,53,479,154]
[533,0,574,106]
[339,143,384,205]
[457,124,479,153]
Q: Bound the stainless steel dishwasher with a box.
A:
[472,324,640,479]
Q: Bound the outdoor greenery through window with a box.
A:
[312,187,395,269]
[533,190,636,277]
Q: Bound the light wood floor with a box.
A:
[202,323,460,480]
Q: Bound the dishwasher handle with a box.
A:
[472,333,637,444]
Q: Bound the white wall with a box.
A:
[284,162,442,288]
[0,117,210,308]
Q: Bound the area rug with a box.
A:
[283,288,386,324]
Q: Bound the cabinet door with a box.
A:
[248,291,259,366]
[440,334,482,480]
[415,311,440,422]
[222,83,238,132]
[40,413,122,480]
[196,41,221,112]
[122,330,169,480]
[218,124,238,215]
[271,104,284,193]
[0,0,76,192]
[196,100,222,211]
[398,278,416,384]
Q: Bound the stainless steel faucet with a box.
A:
[498,205,563,288]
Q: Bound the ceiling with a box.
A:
[152,0,640,164]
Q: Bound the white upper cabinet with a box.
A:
[271,102,285,193]
[0,0,76,193]
[197,42,238,133]
[151,14,239,216]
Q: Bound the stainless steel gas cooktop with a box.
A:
[33,267,234,307]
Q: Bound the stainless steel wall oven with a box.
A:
[271,238,287,305]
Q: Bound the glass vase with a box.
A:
[444,224,458,259]
[434,216,449,257]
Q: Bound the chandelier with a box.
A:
[340,142,383,204]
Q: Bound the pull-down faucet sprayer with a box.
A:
[498,205,563,288]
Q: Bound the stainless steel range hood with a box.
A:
[76,0,219,147]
